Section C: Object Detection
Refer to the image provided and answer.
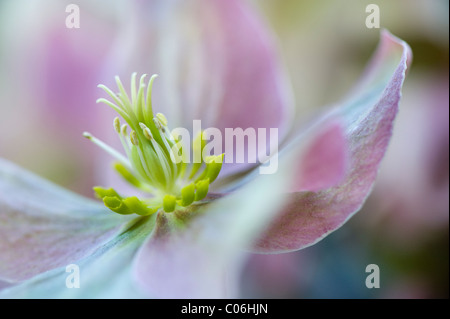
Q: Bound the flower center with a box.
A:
[84,73,224,215]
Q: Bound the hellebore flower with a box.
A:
[0,0,411,298]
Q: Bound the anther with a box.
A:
[153,118,162,130]
[143,127,153,140]
[130,131,139,146]
[121,124,128,136]
[156,113,168,126]
[113,117,121,133]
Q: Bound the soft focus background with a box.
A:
[0,0,448,298]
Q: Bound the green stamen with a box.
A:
[103,196,133,215]
[122,196,157,216]
[93,186,121,199]
[180,183,195,207]
[163,194,177,212]
[195,179,210,201]
[85,73,224,216]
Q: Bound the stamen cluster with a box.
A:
[84,73,224,215]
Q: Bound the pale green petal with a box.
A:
[0,216,155,298]
[0,158,129,282]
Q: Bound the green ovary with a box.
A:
[84,73,224,215]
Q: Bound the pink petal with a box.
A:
[213,118,348,194]
[253,30,412,252]
[0,280,11,291]
[290,120,348,192]
[109,0,293,177]
[0,159,126,282]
